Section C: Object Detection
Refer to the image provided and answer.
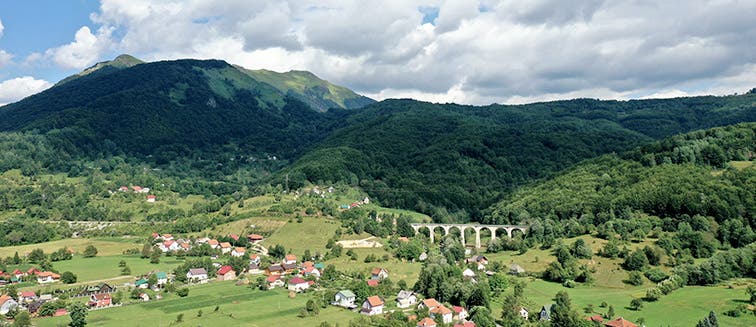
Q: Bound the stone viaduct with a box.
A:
[410,223,529,249]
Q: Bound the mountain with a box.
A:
[0,57,353,160]
[238,68,375,111]
[282,96,756,220]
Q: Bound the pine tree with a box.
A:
[551,291,580,327]
[68,302,88,327]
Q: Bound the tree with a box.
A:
[28,249,46,263]
[626,271,643,286]
[61,271,77,284]
[149,249,160,264]
[68,302,88,327]
[630,298,643,311]
[140,242,152,258]
[12,310,31,327]
[396,215,415,237]
[305,299,320,315]
[747,285,756,304]
[623,249,648,271]
[469,306,496,327]
[148,274,158,287]
[551,291,581,327]
[606,305,615,319]
[176,288,189,297]
[82,245,98,258]
[500,294,524,327]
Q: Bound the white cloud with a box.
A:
[45,26,112,69]
[38,0,755,104]
[0,18,12,68]
[0,77,53,105]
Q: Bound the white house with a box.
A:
[396,290,417,309]
[430,305,453,324]
[287,277,311,292]
[159,240,180,253]
[370,267,389,280]
[284,254,297,265]
[231,247,246,257]
[333,290,356,308]
[452,306,468,320]
[361,296,384,315]
[37,271,60,284]
[155,272,169,286]
[186,268,208,283]
[519,307,529,320]
[219,242,232,254]
[249,254,261,265]
[0,295,18,315]
[462,268,476,278]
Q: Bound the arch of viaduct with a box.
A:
[410,223,529,249]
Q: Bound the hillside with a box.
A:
[0,58,352,160]
[486,123,755,246]
[283,96,756,220]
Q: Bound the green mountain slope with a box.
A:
[0,58,348,160]
[56,54,144,85]
[238,68,375,111]
[486,123,755,246]
[282,97,756,220]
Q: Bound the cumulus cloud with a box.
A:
[40,0,756,104]
[0,18,13,68]
[45,26,112,69]
[0,77,53,106]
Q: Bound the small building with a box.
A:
[539,304,554,321]
[37,271,60,284]
[267,275,284,289]
[302,266,321,278]
[417,317,437,327]
[155,272,169,286]
[333,290,356,308]
[208,239,220,249]
[217,266,236,281]
[247,263,262,275]
[18,291,37,303]
[361,296,384,315]
[186,268,208,283]
[146,195,156,203]
[519,307,529,320]
[419,298,442,311]
[0,295,18,315]
[396,290,417,308]
[88,293,112,308]
[249,254,261,264]
[453,322,476,327]
[247,234,264,243]
[452,306,468,320]
[370,267,389,280]
[220,242,233,254]
[282,263,298,273]
[231,247,246,257]
[159,240,180,253]
[462,268,476,278]
[287,277,310,292]
[604,317,638,327]
[135,278,149,289]
[430,305,453,324]
[54,308,68,316]
[367,279,380,287]
[266,264,284,276]
[139,293,150,301]
[284,254,297,265]
[229,234,240,241]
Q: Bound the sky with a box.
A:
[1,0,756,106]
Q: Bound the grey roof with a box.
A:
[188,268,207,275]
[268,264,284,271]
[337,290,356,298]
[396,290,415,300]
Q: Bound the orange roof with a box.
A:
[371,267,386,275]
[54,308,68,316]
[229,234,239,241]
[234,247,246,253]
[248,234,264,240]
[0,294,12,306]
[417,317,436,327]
[285,254,297,261]
[249,254,259,259]
[452,306,466,313]
[431,305,452,315]
[586,315,604,322]
[92,293,111,301]
[266,275,279,283]
[38,271,60,278]
[604,317,638,327]
[365,296,384,307]
[208,239,219,245]
[162,234,172,238]
[453,322,476,327]
[367,279,380,287]
[422,298,441,308]
[302,261,314,267]
[220,242,232,248]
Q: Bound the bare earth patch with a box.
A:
[337,237,383,248]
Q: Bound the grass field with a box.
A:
[323,247,423,286]
[51,255,184,283]
[262,217,341,254]
[0,238,141,258]
[34,281,359,327]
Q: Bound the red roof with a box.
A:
[234,247,246,253]
[208,239,219,245]
[249,254,259,260]
[453,322,476,327]
[248,234,264,240]
[146,195,156,199]
[20,291,36,297]
[285,254,297,261]
[220,242,232,248]
[229,234,239,241]
[371,267,386,275]
[417,317,436,327]
[452,306,466,313]
[289,277,307,285]
[12,269,22,275]
[604,317,638,327]
[217,265,234,275]
[266,275,279,283]
[365,295,384,307]
[422,298,441,309]
[54,308,68,316]
[367,279,380,287]
[92,293,111,301]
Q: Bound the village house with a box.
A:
[249,254,261,264]
[586,315,604,323]
[282,262,298,274]
[155,272,169,286]
[159,240,180,253]
[18,291,37,303]
[0,295,18,315]
[287,277,311,292]
[196,237,210,244]
[247,263,262,275]
[430,305,453,324]
[266,275,284,289]
[27,267,40,276]
[333,290,356,308]
[138,293,150,301]
[220,242,233,254]
[370,267,389,280]
[396,290,417,308]
[231,247,246,257]
[26,301,43,315]
[462,268,476,279]
[509,263,525,276]
[247,234,264,243]
[179,242,191,251]
[266,264,284,276]
[467,255,488,270]
[419,298,442,311]
[217,266,236,281]
[229,234,240,241]
[284,254,297,265]
[186,268,208,283]
[519,307,529,320]
[539,304,554,321]
[417,317,437,327]
[12,269,25,280]
[208,239,220,249]
[302,266,321,278]
[88,293,112,308]
[146,195,156,203]
[361,296,384,315]
[54,308,68,316]
[135,278,149,289]
[453,306,468,320]
[367,279,380,287]
[37,271,60,284]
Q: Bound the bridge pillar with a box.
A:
[442,226,451,237]
[506,227,513,238]
[429,226,434,243]
[487,227,497,241]
[412,225,420,235]
[474,227,482,249]
[459,226,466,246]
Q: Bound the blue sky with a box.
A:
[1,0,755,106]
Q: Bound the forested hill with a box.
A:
[282,96,756,221]
[486,123,755,247]
[0,58,360,160]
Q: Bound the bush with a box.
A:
[562,280,576,288]
[626,271,644,286]
[644,268,669,283]
[82,245,98,258]
[61,271,77,284]
[176,288,189,297]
